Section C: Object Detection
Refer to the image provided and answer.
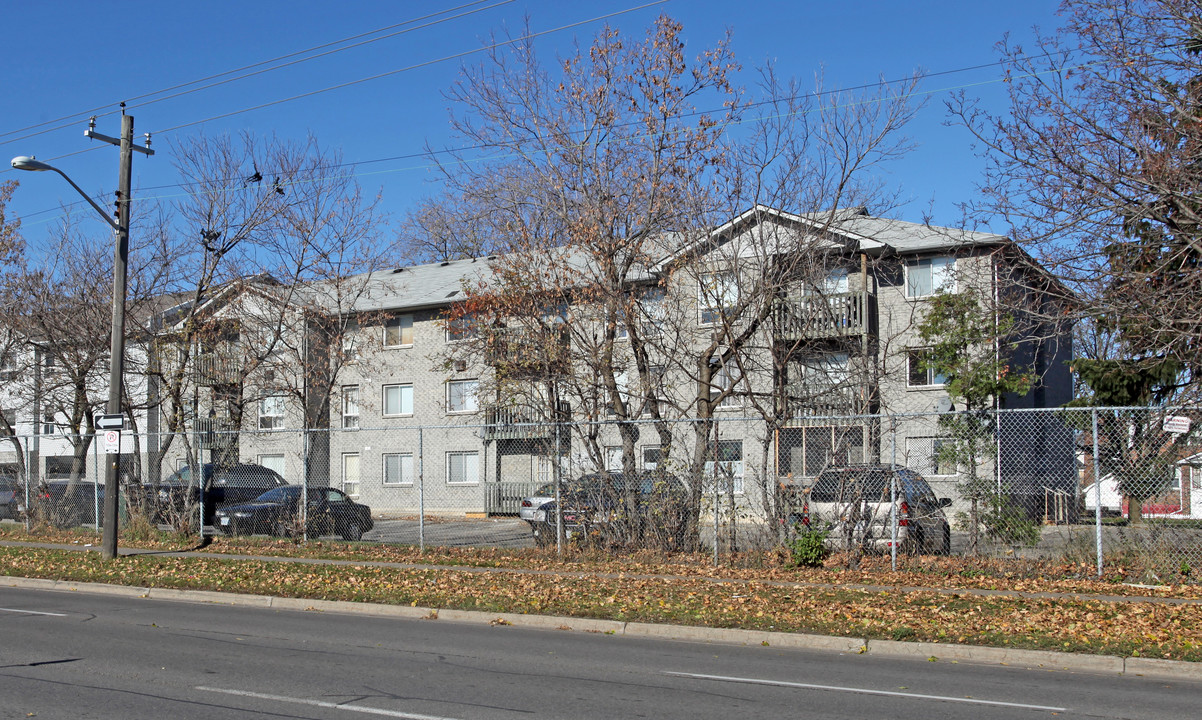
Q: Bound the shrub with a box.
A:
[786,529,830,568]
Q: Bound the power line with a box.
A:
[0,0,510,149]
[152,1,672,135]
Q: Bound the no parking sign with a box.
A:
[104,430,120,455]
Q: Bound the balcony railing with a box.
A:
[483,401,571,441]
[783,382,864,418]
[193,353,241,387]
[773,291,869,341]
[194,416,239,449]
[484,328,570,376]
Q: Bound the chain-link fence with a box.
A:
[2,406,1200,582]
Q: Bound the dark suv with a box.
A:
[800,464,952,555]
[151,463,288,526]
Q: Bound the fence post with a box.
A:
[418,427,425,553]
[890,417,898,571]
[1092,407,1103,579]
[302,430,309,543]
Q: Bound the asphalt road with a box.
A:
[1,585,1198,719]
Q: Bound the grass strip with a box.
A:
[2,544,1199,662]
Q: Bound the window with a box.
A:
[342,386,360,429]
[383,452,414,485]
[617,288,666,340]
[446,316,476,342]
[447,450,479,484]
[705,440,744,494]
[807,268,849,295]
[258,454,285,477]
[699,270,738,325]
[711,361,742,408]
[340,318,361,360]
[341,452,360,497]
[0,357,16,380]
[446,379,479,414]
[604,446,623,472]
[537,455,554,484]
[382,384,414,416]
[42,413,55,436]
[384,315,414,347]
[642,446,662,471]
[259,395,286,430]
[1,409,15,433]
[907,349,948,387]
[905,256,955,298]
[906,437,958,476]
[778,425,865,478]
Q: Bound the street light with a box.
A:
[11,114,152,560]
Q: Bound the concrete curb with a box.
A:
[3,575,1197,681]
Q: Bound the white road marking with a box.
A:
[664,671,1068,713]
[0,607,67,617]
[196,686,462,720]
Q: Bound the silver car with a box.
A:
[518,483,556,523]
[803,464,952,555]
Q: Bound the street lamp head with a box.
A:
[10,156,55,172]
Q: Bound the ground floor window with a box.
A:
[341,452,360,497]
[705,439,744,494]
[447,451,479,484]
[257,454,285,477]
[905,436,957,476]
[777,425,865,479]
[383,452,414,486]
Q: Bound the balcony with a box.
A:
[773,291,870,341]
[783,382,864,419]
[195,415,239,449]
[484,328,569,377]
[483,401,571,441]
[193,352,241,387]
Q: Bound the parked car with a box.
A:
[214,486,373,540]
[150,463,288,525]
[800,464,951,555]
[1,477,23,520]
[32,480,105,527]
[529,471,688,548]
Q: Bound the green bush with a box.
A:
[786,529,830,568]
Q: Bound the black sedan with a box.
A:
[214,486,373,541]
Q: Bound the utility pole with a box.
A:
[87,113,153,560]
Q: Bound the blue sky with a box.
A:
[1,0,1063,252]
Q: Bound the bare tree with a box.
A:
[948,0,1202,394]
[433,15,923,551]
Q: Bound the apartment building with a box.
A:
[0,206,1075,517]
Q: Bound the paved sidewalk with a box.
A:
[3,539,1201,682]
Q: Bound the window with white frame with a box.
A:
[907,349,949,387]
[711,361,742,408]
[447,450,479,484]
[42,413,55,436]
[382,383,414,416]
[617,287,666,339]
[699,270,738,325]
[384,315,414,347]
[806,268,849,295]
[342,386,360,429]
[604,446,623,472]
[341,452,360,497]
[905,256,955,298]
[445,316,476,342]
[905,437,957,476]
[642,445,662,471]
[705,440,744,494]
[258,454,286,477]
[537,455,553,484]
[383,452,414,485]
[259,395,286,430]
[340,318,361,360]
[446,379,479,413]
